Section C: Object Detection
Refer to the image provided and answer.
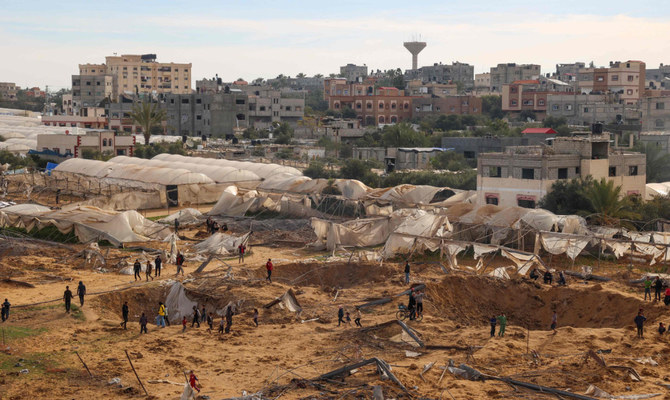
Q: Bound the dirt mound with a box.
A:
[427,275,664,329]
[254,261,396,289]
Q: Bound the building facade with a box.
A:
[502,77,573,118]
[640,96,670,131]
[72,75,114,108]
[165,92,249,137]
[577,60,646,104]
[554,62,585,83]
[405,62,475,88]
[35,130,135,159]
[546,93,641,126]
[477,135,646,208]
[42,107,108,130]
[340,64,368,82]
[490,63,541,92]
[0,82,18,101]
[411,96,482,118]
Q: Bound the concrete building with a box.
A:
[640,96,670,131]
[165,92,249,137]
[554,62,585,83]
[442,136,531,161]
[490,63,541,92]
[645,64,670,90]
[406,80,458,97]
[405,62,475,88]
[324,78,413,126]
[411,96,482,118]
[502,77,573,119]
[577,60,645,105]
[474,73,491,95]
[79,54,192,100]
[62,94,74,115]
[340,64,368,82]
[0,82,18,101]
[546,93,641,126]
[395,147,447,170]
[42,107,108,130]
[477,135,646,207]
[35,130,135,159]
[25,87,45,98]
[72,75,114,108]
[638,131,670,153]
[321,118,367,144]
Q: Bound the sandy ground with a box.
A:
[1,224,670,399]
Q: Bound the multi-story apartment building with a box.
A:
[502,77,573,119]
[0,82,18,101]
[71,75,114,108]
[477,134,646,208]
[644,64,670,90]
[42,107,107,130]
[405,62,475,88]
[490,63,541,92]
[474,73,491,95]
[577,60,645,105]
[554,62,585,83]
[405,80,458,97]
[165,92,249,137]
[340,64,368,82]
[79,54,191,100]
[411,96,482,118]
[640,96,670,131]
[324,78,413,125]
[25,87,45,98]
[546,93,641,126]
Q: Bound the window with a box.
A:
[86,81,91,86]
[538,99,545,106]
[96,81,100,86]
[464,151,475,159]
[655,119,665,128]
[170,99,175,104]
[522,168,535,179]
[517,199,536,208]
[597,76,604,82]
[236,113,246,120]
[558,168,568,179]
[485,196,499,205]
[196,115,202,120]
[552,104,559,111]
[356,103,361,109]
[627,89,633,95]
[182,98,189,104]
[236,99,245,105]
[629,165,638,176]
[565,104,573,111]
[378,102,384,110]
[102,139,107,146]
[584,107,589,113]
[609,166,616,177]
[575,166,581,175]
[391,103,396,110]
[511,100,518,106]
[656,102,665,110]
[196,98,202,104]
[611,75,618,81]
[627,75,634,82]
[366,102,372,110]
[489,166,501,177]
[522,99,534,106]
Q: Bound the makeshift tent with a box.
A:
[192,232,251,256]
[159,208,203,226]
[264,289,302,313]
[152,153,302,180]
[164,281,198,323]
[0,204,171,246]
[541,232,590,260]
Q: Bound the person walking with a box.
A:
[558,271,567,286]
[644,277,653,301]
[1,298,10,322]
[218,317,224,334]
[154,255,162,277]
[188,371,201,395]
[404,261,410,285]
[207,312,214,333]
[489,315,497,337]
[551,311,558,333]
[121,301,129,330]
[63,285,73,313]
[635,311,647,339]
[654,277,663,302]
[176,252,185,276]
[76,281,86,307]
[225,305,234,333]
[497,313,507,337]
[238,244,246,263]
[337,306,345,326]
[139,312,148,334]
[354,308,362,327]
[345,311,352,326]
[253,308,259,327]
[182,316,187,333]
[266,259,273,283]
[133,259,141,281]
[658,322,666,335]
[157,302,166,328]
[191,306,200,328]
[415,290,424,318]
[145,260,154,281]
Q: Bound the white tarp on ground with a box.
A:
[500,248,541,275]
[488,267,510,279]
[541,233,590,260]
[0,204,171,246]
[265,289,302,313]
[192,232,250,256]
[165,281,198,324]
[313,216,391,251]
[160,208,203,226]
[208,186,261,217]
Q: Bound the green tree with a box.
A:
[519,110,536,121]
[582,178,640,226]
[303,161,333,179]
[339,159,380,187]
[341,106,357,119]
[129,101,166,145]
[273,122,294,145]
[543,116,567,129]
[296,72,306,78]
[380,123,430,147]
[481,95,504,119]
[633,142,670,183]
[133,142,186,159]
[430,151,471,171]
[539,178,593,215]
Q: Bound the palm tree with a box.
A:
[634,143,670,183]
[129,100,166,145]
[582,178,640,227]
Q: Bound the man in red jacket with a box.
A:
[266,259,273,283]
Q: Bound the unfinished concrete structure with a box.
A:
[477,134,646,208]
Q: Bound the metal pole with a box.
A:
[125,350,148,396]
[75,351,93,377]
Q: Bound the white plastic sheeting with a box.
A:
[541,233,590,260]
[0,204,171,246]
[164,281,198,324]
[107,155,261,185]
[159,208,203,226]
[192,232,250,256]
[152,153,302,179]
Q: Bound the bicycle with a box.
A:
[396,303,423,322]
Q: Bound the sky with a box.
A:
[1,0,670,90]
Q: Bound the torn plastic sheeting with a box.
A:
[605,240,630,259]
[541,233,590,260]
[473,244,497,259]
[488,267,510,279]
[192,232,250,256]
[652,232,670,245]
[635,243,665,265]
[159,208,202,226]
[500,249,539,275]
[165,281,198,324]
[442,242,468,269]
[584,385,661,399]
[263,289,302,313]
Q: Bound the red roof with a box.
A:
[522,128,557,134]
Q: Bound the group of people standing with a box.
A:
[337,306,362,327]
[132,253,186,282]
[642,276,669,304]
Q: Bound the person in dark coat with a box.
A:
[76,281,86,306]
[1,298,10,322]
[121,301,129,330]
[63,286,73,313]
[634,311,647,339]
[139,312,148,334]
[154,255,162,277]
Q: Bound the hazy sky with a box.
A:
[2,0,669,90]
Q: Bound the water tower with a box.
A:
[404,41,427,70]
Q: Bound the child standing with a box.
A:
[182,316,187,332]
[345,311,352,326]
